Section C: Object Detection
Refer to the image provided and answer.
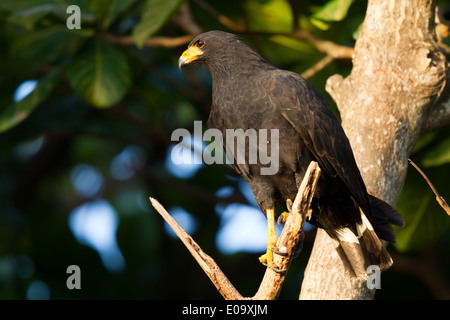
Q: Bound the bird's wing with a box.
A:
[264,70,372,215]
[207,112,253,182]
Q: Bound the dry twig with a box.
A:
[301,55,334,79]
[150,161,321,300]
[103,33,195,48]
[150,197,243,299]
[408,159,450,216]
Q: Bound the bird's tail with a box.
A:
[333,196,404,279]
[369,195,405,243]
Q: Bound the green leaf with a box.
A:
[422,138,450,167]
[352,21,363,40]
[100,0,139,29]
[9,26,91,65]
[244,0,292,33]
[6,4,58,30]
[67,37,131,108]
[313,0,355,22]
[0,0,50,13]
[2,0,96,29]
[310,17,332,31]
[311,0,356,29]
[131,0,185,48]
[0,62,67,132]
[394,164,450,252]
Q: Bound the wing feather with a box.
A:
[265,70,372,216]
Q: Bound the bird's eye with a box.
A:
[195,39,205,48]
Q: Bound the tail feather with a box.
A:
[357,212,393,270]
[325,196,404,278]
[334,218,392,279]
[334,227,367,277]
[369,195,405,244]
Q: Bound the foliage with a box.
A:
[0,0,449,299]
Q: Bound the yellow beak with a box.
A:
[178,46,203,70]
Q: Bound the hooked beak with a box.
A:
[178,45,203,70]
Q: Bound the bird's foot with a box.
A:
[277,198,293,227]
[277,211,289,228]
[259,244,287,274]
[260,207,288,274]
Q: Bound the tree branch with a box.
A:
[408,159,450,216]
[150,161,321,300]
[421,81,450,133]
[301,0,448,300]
[172,3,203,35]
[192,0,353,60]
[291,30,354,59]
[253,162,321,299]
[301,54,334,79]
[150,196,243,300]
[103,33,195,48]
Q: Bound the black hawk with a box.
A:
[178,31,404,277]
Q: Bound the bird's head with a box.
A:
[178,31,247,70]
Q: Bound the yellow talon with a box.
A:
[286,198,293,211]
[278,211,289,225]
[259,208,278,269]
[277,199,293,227]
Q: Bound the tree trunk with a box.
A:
[300,0,449,300]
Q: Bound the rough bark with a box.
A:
[300,0,449,300]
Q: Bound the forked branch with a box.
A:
[150,161,321,300]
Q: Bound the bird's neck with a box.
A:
[208,49,274,80]
[208,53,275,114]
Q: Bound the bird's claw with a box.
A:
[259,245,288,274]
[260,261,287,274]
[277,198,294,228]
[271,246,288,257]
[259,248,287,274]
[277,212,288,228]
[286,198,293,212]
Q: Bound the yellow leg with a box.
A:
[259,208,278,269]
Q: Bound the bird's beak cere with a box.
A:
[178,45,203,70]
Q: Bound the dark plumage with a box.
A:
[179,31,404,277]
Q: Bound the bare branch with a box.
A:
[103,2,353,62]
[150,197,244,300]
[408,159,450,216]
[236,30,354,60]
[103,33,195,48]
[172,3,203,35]
[291,30,354,59]
[150,161,321,300]
[105,3,201,49]
[253,161,321,300]
[301,55,334,79]
[193,0,245,31]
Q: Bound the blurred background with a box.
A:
[1,0,450,300]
